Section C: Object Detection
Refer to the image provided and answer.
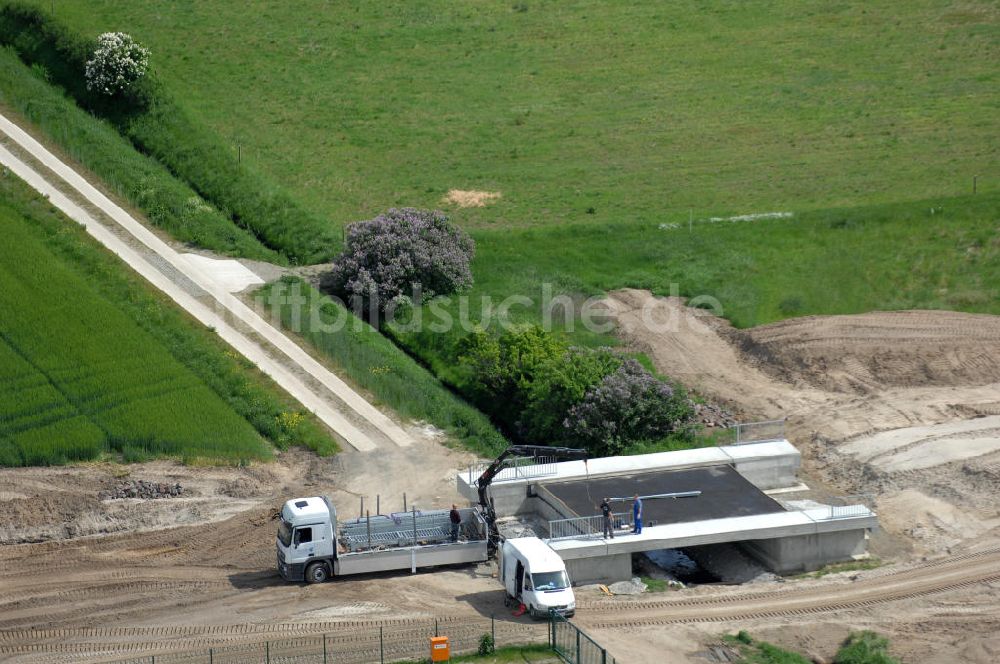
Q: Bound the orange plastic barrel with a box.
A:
[430,635,450,662]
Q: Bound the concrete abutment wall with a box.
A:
[740,529,870,574]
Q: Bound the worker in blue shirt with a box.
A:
[632,494,643,534]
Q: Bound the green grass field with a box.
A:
[0,1,996,459]
[256,277,507,456]
[25,1,996,325]
[0,172,336,466]
[35,0,997,227]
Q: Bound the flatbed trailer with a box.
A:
[276,497,488,583]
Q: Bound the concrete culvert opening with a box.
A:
[639,542,780,586]
[639,548,721,585]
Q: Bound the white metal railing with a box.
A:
[825,494,875,520]
[548,512,632,540]
[467,456,561,485]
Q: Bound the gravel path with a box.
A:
[0,111,413,452]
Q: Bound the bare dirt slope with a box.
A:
[602,289,1000,444]
[602,289,1000,546]
[736,309,1000,393]
[600,288,1000,659]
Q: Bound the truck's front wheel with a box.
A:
[305,562,329,584]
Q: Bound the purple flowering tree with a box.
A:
[327,208,475,313]
[564,359,692,455]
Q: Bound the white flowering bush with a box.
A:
[85,32,150,96]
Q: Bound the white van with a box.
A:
[500,537,576,619]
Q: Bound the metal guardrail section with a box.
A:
[339,509,481,552]
[467,456,560,485]
[550,613,616,664]
[548,512,633,541]
[732,418,787,445]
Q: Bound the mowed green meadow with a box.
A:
[38,0,996,228]
[0,173,336,466]
[33,0,998,328]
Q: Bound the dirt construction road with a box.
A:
[0,492,997,662]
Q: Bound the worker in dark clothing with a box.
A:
[632,494,643,534]
[449,504,462,542]
[600,497,614,539]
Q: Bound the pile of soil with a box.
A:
[733,310,1000,393]
[100,480,183,500]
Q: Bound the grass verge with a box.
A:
[0,2,338,263]
[723,632,812,664]
[640,576,680,593]
[0,45,279,262]
[795,557,882,580]
[0,171,336,465]
[255,277,508,456]
[393,644,556,663]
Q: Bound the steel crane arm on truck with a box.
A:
[475,445,588,554]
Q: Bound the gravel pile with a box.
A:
[691,401,738,428]
[607,577,648,595]
[100,480,183,500]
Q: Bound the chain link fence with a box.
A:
[103,616,549,664]
[550,613,615,664]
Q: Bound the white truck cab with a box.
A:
[500,537,576,619]
[277,496,337,583]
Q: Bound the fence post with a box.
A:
[380,626,385,664]
[491,614,495,647]
[576,629,581,664]
[209,647,213,664]
[602,647,607,664]
[435,618,439,637]
[266,640,270,664]
[323,633,327,664]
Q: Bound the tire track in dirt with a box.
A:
[2,549,998,661]
[578,549,1000,629]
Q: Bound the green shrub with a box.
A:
[835,631,899,664]
[457,325,691,453]
[520,346,621,444]
[478,633,495,656]
[0,2,337,263]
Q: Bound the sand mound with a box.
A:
[735,310,1000,393]
[442,189,501,207]
[603,289,1000,430]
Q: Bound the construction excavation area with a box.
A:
[1,297,999,663]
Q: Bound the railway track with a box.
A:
[1,548,998,662]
